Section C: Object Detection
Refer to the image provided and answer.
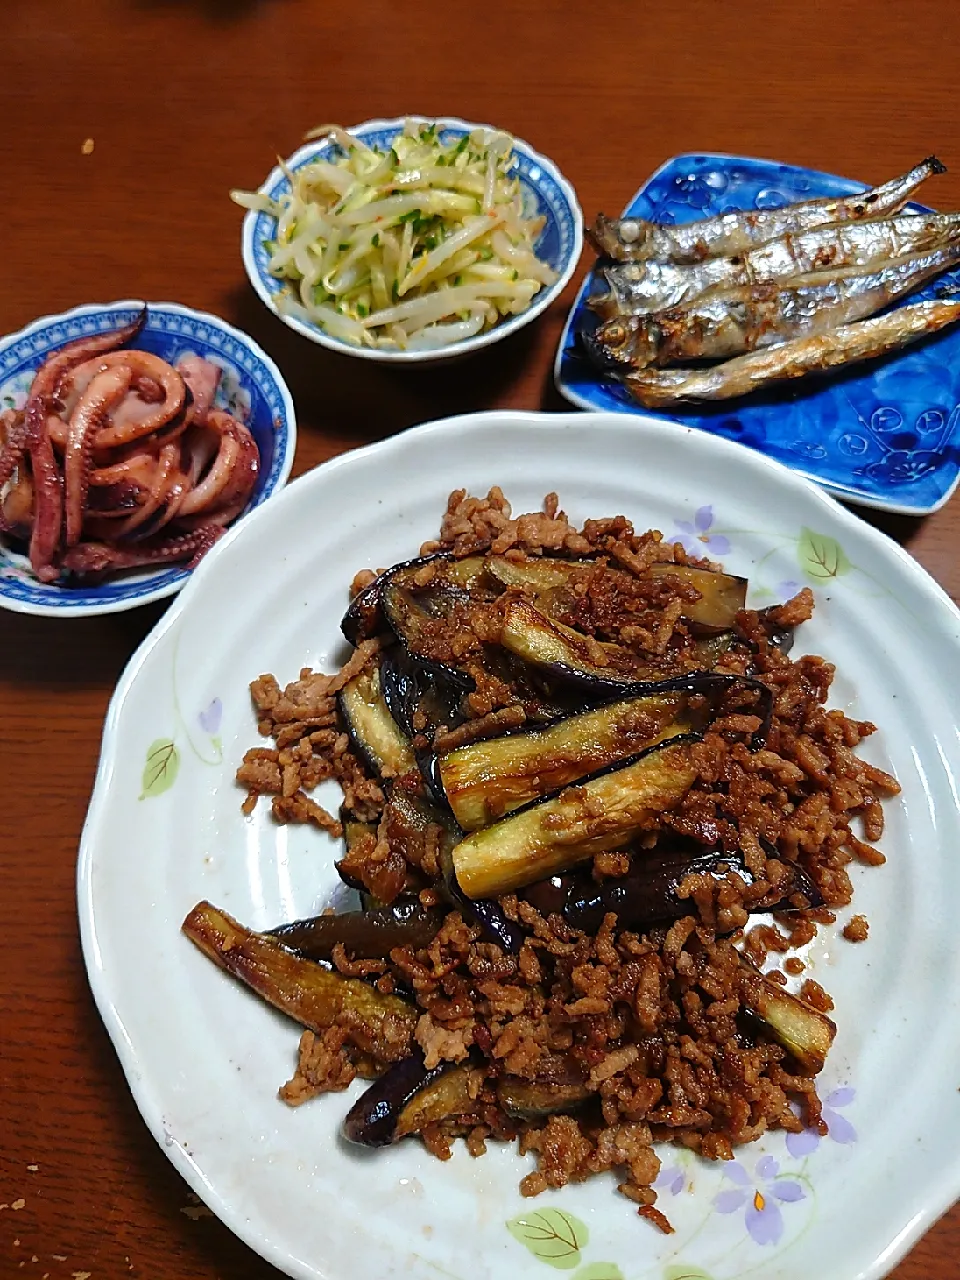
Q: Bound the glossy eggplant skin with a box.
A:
[563,846,823,932]
[373,787,524,954]
[499,599,772,748]
[267,900,443,960]
[451,733,700,899]
[442,860,525,955]
[379,646,472,742]
[343,1052,485,1147]
[341,574,385,646]
[437,694,685,831]
[181,902,417,1063]
[338,664,416,777]
[341,553,488,645]
[342,1048,446,1146]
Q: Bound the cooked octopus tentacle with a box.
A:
[2,311,147,579]
[177,354,222,426]
[2,314,260,581]
[0,310,146,491]
[177,411,260,518]
[63,364,135,547]
[60,524,224,575]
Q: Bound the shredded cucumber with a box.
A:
[233,119,556,350]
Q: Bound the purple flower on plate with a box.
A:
[776,579,802,601]
[654,1163,685,1196]
[713,1155,805,1246]
[198,697,223,735]
[671,506,731,558]
[786,1087,857,1158]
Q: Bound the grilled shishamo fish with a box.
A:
[590,155,946,264]
[590,211,960,319]
[586,244,960,370]
[623,298,960,406]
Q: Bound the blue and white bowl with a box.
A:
[0,300,297,617]
[240,115,583,364]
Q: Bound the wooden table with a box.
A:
[2,2,958,1276]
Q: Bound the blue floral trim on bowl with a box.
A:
[0,300,296,616]
[555,153,960,515]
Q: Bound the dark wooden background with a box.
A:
[1,2,958,1276]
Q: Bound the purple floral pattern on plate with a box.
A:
[199,697,223,735]
[776,578,802,601]
[713,1156,805,1247]
[670,506,731,558]
[786,1087,857,1158]
[655,1164,686,1196]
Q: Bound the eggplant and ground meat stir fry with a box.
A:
[182,488,899,1228]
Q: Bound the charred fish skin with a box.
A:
[623,299,960,406]
[589,156,947,264]
[592,211,960,320]
[746,211,960,281]
[592,244,960,370]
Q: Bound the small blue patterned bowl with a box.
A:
[0,300,297,617]
[240,115,583,364]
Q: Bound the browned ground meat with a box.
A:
[237,489,898,1226]
[843,914,870,942]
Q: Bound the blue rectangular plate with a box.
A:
[554,152,960,515]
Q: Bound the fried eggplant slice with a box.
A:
[182,901,417,1062]
[341,553,488,644]
[563,845,823,932]
[496,1055,592,1118]
[339,663,416,777]
[499,598,772,746]
[437,693,684,830]
[343,1050,483,1146]
[642,563,747,634]
[451,733,699,898]
[500,597,653,685]
[490,555,746,635]
[738,955,836,1074]
[267,900,443,960]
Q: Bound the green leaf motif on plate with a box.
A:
[797,527,850,583]
[572,1264,625,1280]
[140,738,180,800]
[663,1266,715,1280]
[506,1208,589,1269]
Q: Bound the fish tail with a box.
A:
[923,155,948,175]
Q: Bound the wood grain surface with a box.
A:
[2,2,958,1276]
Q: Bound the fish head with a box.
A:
[580,314,657,370]
[589,213,655,262]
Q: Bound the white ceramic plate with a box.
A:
[79,411,960,1280]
